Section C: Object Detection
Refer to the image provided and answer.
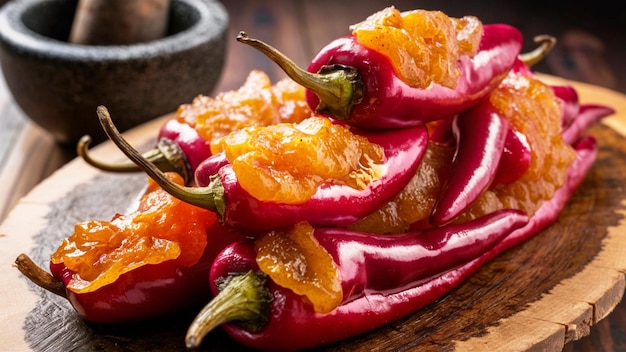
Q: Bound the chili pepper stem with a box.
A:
[236,31,363,120]
[519,35,556,67]
[96,105,225,217]
[185,270,272,348]
[77,135,191,183]
[14,253,67,298]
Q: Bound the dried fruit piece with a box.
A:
[176,70,311,148]
[255,222,342,313]
[213,116,384,204]
[50,173,217,293]
[351,6,482,89]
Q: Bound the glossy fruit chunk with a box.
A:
[487,72,576,215]
[351,6,482,89]
[50,173,217,293]
[255,221,342,313]
[176,70,312,148]
[213,116,384,204]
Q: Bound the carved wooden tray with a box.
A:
[0,76,625,351]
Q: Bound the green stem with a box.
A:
[96,106,225,217]
[185,271,272,349]
[519,35,557,67]
[236,31,363,120]
[77,135,191,184]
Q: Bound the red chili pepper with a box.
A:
[15,183,244,324]
[97,106,430,233]
[185,209,528,350]
[562,104,614,145]
[46,226,236,323]
[552,85,580,130]
[430,48,585,225]
[156,118,213,175]
[426,113,529,197]
[16,222,243,324]
[77,118,211,185]
[430,104,510,225]
[236,23,522,129]
[184,134,596,351]
[493,128,532,185]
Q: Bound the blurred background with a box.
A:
[215,0,626,93]
[0,0,623,92]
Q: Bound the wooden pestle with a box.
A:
[69,0,171,45]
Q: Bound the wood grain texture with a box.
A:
[0,78,624,351]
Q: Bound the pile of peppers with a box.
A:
[15,6,615,351]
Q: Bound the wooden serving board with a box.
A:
[0,76,625,351]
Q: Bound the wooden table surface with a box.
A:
[0,1,625,351]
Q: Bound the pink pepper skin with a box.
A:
[49,256,215,324]
[186,209,528,350]
[315,209,527,298]
[562,104,615,145]
[236,24,523,130]
[428,84,584,189]
[430,104,511,226]
[493,129,532,185]
[157,119,212,178]
[193,152,229,185]
[552,85,580,130]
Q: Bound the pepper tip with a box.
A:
[236,31,248,42]
[185,336,198,349]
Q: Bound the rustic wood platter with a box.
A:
[0,76,625,351]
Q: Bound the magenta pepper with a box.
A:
[493,128,532,185]
[185,209,528,350]
[184,135,598,351]
[97,106,430,234]
[562,104,614,145]
[552,85,580,130]
[236,24,522,130]
[430,104,510,225]
[428,116,455,145]
[77,118,211,185]
[430,53,590,225]
[14,222,243,324]
[156,119,213,174]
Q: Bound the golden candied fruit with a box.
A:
[488,73,576,214]
[255,222,342,313]
[213,116,384,204]
[348,142,455,234]
[175,70,311,149]
[350,6,483,89]
[50,173,217,293]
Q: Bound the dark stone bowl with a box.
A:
[0,0,228,146]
